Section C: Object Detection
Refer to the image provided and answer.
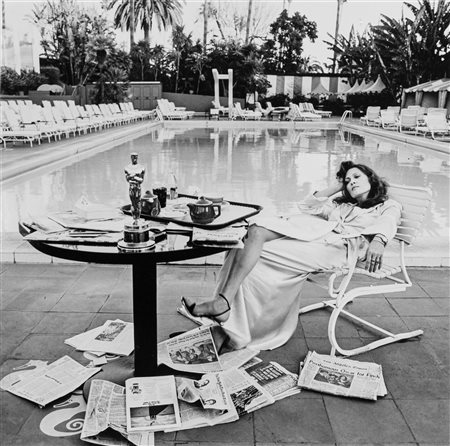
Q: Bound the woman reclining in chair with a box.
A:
[182,161,402,351]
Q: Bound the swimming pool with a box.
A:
[2,123,449,263]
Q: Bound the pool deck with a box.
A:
[0,262,449,445]
[1,118,449,445]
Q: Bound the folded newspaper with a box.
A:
[65,319,134,356]
[241,359,301,401]
[192,226,246,248]
[157,326,259,374]
[297,351,387,401]
[0,356,101,407]
[81,379,154,446]
[125,375,181,433]
[164,373,238,432]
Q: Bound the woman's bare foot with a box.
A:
[182,294,230,324]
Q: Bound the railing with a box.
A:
[340,110,353,124]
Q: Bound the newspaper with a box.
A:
[81,379,154,446]
[241,360,301,401]
[48,211,125,232]
[157,326,222,373]
[0,356,101,407]
[164,373,238,431]
[25,230,124,246]
[297,351,387,401]
[65,320,134,356]
[192,226,246,249]
[221,368,275,416]
[157,326,259,374]
[125,375,181,433]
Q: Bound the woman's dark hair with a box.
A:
[334,161,389,208]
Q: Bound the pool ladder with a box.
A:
[340,110,353,124]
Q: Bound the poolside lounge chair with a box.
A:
[287,103,320,121]
[54,101,91,134]
[1,106,42,147]
[304,102,332,118]
[17,104,60,142]
[360,106,381,126]
[157,99,191,120]
[398,109,418,133]
[377,110,398,130]
[298,103,322,120]
[416,113,450,140]
[387,106,400,117]
[299,184,431,357]
[407,105,427,123]
[124,102,154,120]
[211,99,229,118]
[232,103,262,120]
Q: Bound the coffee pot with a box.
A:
[187,196,221,224]
[141,190,161,216]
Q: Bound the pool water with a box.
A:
[2,126,449,254]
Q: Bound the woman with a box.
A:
[183,161,402,351]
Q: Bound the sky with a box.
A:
[3,0,409,67]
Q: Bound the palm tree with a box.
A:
[245,0,253,44]
[108,0,184,44]
[332,0,347,73]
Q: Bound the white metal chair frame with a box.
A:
[299,184,432,357]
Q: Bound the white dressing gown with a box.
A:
[218,195,402,351]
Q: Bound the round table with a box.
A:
[20,223,226,378]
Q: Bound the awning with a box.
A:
[403,78,450,93]
[310,81,331,95]
[345,80,362,94]
[358,79,374,93]
[363,75,386,93]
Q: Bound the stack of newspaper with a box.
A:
[65,319,134,358]
[297,351,387,401]
[192,226,247,249]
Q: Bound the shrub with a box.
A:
[20,70,49,93]
[1,66,21,94]
[264,93,290,107]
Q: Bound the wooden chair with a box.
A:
[299,184,432,357]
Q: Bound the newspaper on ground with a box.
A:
[219,347,260,370]
[297,351,387,401]
[164,373,238,432]
[81,379,154,446]
[221,368,275,416]
[65,320,134,356]
[241,360,301,401]
[125,375,181,433]
[0,356,101,407]
[157,326,222,373]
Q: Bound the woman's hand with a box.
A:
[365,239,385,273]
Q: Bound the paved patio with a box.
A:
[1,262,448,446]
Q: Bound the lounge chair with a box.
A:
[211,100,229,118]
[54,101,91,134]
[232,103,262,120]
[398,109,418,133]
[360,106,381,126]
[377,110,398,130]
[98,103,124,125]
[157,99,191,120]
[299,184,432,357]
[387,106,400,116]
[298,103,322,120]
[266,102,289,120]
[304,102,332,118]
[407,105,427,123]
[17,104,59,142]
[1,106,42,147]
[416,113,450,140]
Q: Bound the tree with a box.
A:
[31,0,121,86]
[261,10,318,73]
[108,0,184,44]
[245,0,253,44]
[171,25,194,92]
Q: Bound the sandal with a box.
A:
[181,294,231,324]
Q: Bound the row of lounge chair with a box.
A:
[156,99,195,120]
[1,99,154,148]
[360,105,450,140]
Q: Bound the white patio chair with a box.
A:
[232,102,262,120]
[416,114,450,140]
[298,103,322,120]
[304,102,332,118]
[378,110,398,130]
[299,184,432,357]
[360,106,381,126]
[1,105,42,147]
[398,109,418,133]
[157,99,188,120]
[17,104,59,142]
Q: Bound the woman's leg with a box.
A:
[184,225,282,321]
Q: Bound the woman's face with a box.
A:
[345,167,371,203]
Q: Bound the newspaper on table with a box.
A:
[241,360,301,401]
[65,320,134,356]
[297,351,387,401]
[48,210,125,232]
[81,379,154,446]
[192,226,246,249]
[125,375,181,433]
[221,367,275,416]
[0,356,101,407]
[165,373,238,432]
[157,326,259,374]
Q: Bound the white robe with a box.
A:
[218,195,402,351]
